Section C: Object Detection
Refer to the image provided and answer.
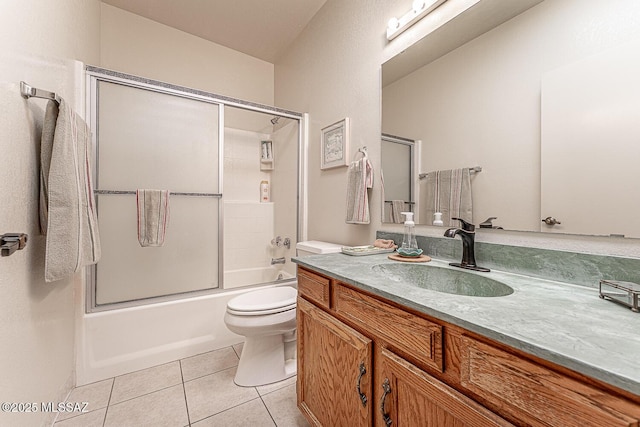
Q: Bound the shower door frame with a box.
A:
[85,66,306,313]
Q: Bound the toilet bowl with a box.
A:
[224,286,298,387]
[224,241,342,386]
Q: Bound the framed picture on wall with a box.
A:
[320,118,350,169]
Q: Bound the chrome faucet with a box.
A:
[271,257,286,265]
[444,218,490,272]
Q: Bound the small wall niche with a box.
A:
[260,140,274,171]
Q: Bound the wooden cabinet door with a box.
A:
[378,347,513,427]
[297,297,373,427]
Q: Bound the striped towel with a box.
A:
[422,169,472,227]
[136,190,170,247]
[346,157,374,224]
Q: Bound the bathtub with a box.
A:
[76,273,297,386]
[224,266,294,289]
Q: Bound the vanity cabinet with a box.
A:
[297,266,640,427]
[297,297,372,426]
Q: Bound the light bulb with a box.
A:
[412,0,426,13]
[388,17,400,31]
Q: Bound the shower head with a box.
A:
[270,116,280,125]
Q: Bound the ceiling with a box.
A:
[101,0,327,63]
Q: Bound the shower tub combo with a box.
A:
[76,67,306,385]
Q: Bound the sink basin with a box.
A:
[371,263,514,297]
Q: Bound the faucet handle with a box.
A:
[479,217,498,228]
[451,217,475,232]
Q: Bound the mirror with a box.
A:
[381,0,640,238]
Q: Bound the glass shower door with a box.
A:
[93,80,221,306]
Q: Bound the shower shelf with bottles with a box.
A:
[260,140,274,171]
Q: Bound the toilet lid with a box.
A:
[227,286,297,313]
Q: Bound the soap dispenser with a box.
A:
[401,212,418,250]
[433,212,443,226]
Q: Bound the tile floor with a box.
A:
[52,343,309,427]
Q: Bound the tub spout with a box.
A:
[271,257,286,265]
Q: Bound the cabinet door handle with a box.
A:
[380,378,392,427]
[356,362,367,406]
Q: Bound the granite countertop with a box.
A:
[293,253,640,397]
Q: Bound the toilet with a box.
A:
[224,240,342,387]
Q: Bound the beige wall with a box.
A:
[276,0,640,257]
[100,3,274,106]
[275,0,397,246]
[0,2,100,426]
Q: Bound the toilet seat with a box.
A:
[227,286,297,316]
[227,303,296,316]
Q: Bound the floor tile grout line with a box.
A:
[179,359,192,426]
[107,381,184,409]
[232,344,242,359]
[182,363,240,384]
[188,396,266,425]
[50,378,116,426]
[110,359,179,379]
[102,377,115,427]
[259,393,279,426]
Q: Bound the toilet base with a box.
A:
[234,333,297,387]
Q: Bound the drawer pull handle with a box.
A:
[356,362,367,406]
[380,378,392,427]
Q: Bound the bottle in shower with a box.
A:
[260,180,270,202]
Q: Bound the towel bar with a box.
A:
[20,81,61,105]
[95,190,222,197]
[419,166,482,180]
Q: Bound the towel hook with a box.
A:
[355,146,368,160]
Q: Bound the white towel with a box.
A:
[345,157,373,224]
[137,190,170,247]
[40,99,101,282]
[422,168,472,227]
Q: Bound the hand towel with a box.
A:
[137,189,170,247]
[422,168,472,227]
[391,200,405,224]
[40,99,101,282]
[374,239,396,249]
[346,157,374,224]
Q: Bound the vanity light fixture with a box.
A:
[387,0,448,40]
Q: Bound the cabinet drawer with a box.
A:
[334,283,443,373]
[460,335,640,427]
[298,267,331,308]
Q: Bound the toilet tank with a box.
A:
[296,240,343,257]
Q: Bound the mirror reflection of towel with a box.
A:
[422,169,472,227]
[391,200,405,224]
